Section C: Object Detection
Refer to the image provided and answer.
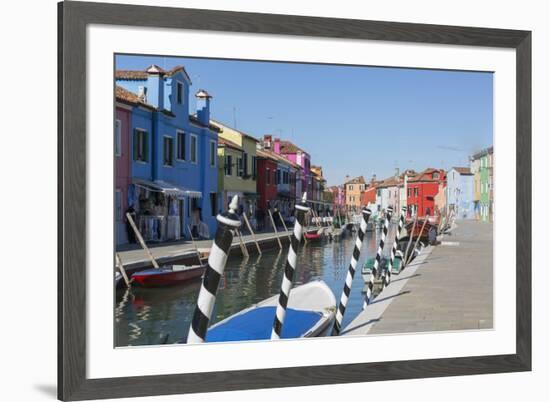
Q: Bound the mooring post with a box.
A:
[403,215,417,267]
[242,213,262,255]
[115,253,130,288]
[383,206,407,288]
[271,193,310,340]
[126,212,160,269]
[405,215,430,267]
[187,196,241,344]
[278,210,292,242]
[268,208,283,250]
[364,206,393,309]
[187,224,204,265]
[332,208,372,335]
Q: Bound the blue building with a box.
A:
[446,167,475,219]
[115,65,220,241]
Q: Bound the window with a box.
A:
[349,185,353,191]
[115,189,122,220]
[266,168,271,184]
[277,169,281,185]
[190,135,198,163]
[209,141,216,167]
[237,157,244,177]
[243,152,248,176]
[176,131,186,160]
[407,188,411,197]
[433,172,440,179]
[414,188,419,197]
[163,136,174,166]
[115,119,122,157]
[210,193,217,216]
[176,82,184,104]
[252,156,257,179]
[224,155,233,176]
[133,129,148,162]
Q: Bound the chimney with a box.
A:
[195,89,212,126]
[263,135,272,149]
[273,138,281,154]
[145,64,164,109]
[371,174,377,183]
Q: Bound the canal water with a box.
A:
[115,230,382,347]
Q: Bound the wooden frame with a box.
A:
[58,1,531,400]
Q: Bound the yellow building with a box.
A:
[344,176,366,212]
[211,120,259,215]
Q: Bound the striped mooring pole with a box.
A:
[332,208,372,335]
[187,195,241,344]
[383,206,407,288]
[364,206,393,309]
[271,193,310,340]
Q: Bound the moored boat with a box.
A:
[304,231,323,241]
[131,264,206,287]
[205,280,336,342]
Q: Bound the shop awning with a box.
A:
[133,179,202,199]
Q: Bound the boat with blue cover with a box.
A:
[205,280,336,342]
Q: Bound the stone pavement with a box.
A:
[343,220,493,335]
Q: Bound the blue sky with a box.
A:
[116,55,493,186]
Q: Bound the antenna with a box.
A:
[233,106,237,128]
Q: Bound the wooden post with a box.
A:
[126,212,159,269]
[242,213,262,255]
[406,215,429,266]
[278,210,292,241]
[403,215,417,266]
[268,209,283,249]
[115,253,130,288]
[237,229,249,257]
[187,225,204,265]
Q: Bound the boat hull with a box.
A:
[132,265,206,287]
[205,280,336,342]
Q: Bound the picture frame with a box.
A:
[58,1,531,400]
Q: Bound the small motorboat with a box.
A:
[205,280,336,342]
[131,264,206,287]
[304,231,323,241]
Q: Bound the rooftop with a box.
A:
[451,167,473,175]
[115,64,192,83]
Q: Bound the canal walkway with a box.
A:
[342,219,493,336]
[117,226,321,270]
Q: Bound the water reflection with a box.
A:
[115,231,379,347]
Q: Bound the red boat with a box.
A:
[304,232,323,241]
[405,217,438,240]
[131,264,206,287]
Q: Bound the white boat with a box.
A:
[205,279,336,342]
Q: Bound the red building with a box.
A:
[256,149,279,215]
[406,168,446,217]
[361,181,380,208]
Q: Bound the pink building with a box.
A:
[329,185,345,213]
[115,102,132,245]
[263,135,311,200]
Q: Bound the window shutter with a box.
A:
[133,130,138,161]
[144,132,149,162]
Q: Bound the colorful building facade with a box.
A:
[211,120,259,216]
[446,167,475,219]
[406,168,446,217]
[470,147,494,222]
[344,176,366,212]
[115,65,220,242]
